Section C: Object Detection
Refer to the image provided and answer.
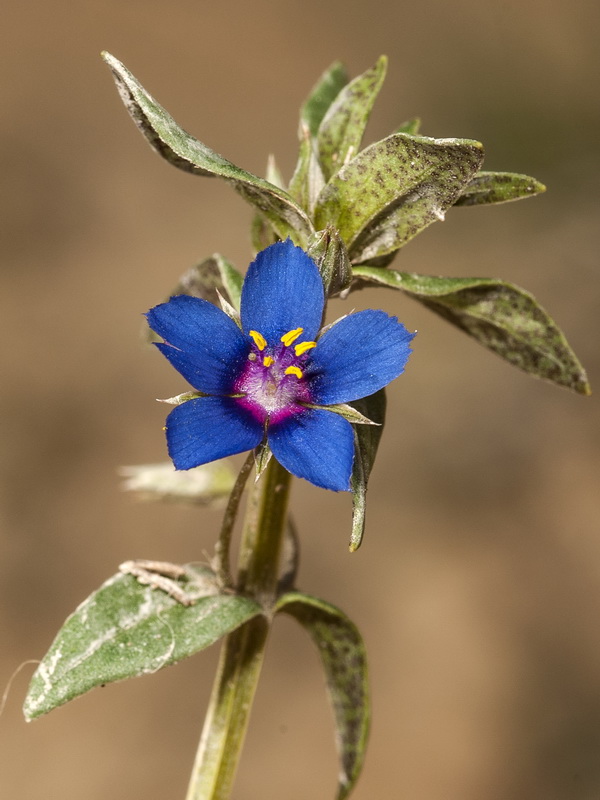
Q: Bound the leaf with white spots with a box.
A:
[23,567,262,720]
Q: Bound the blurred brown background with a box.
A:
[1,1,599,798]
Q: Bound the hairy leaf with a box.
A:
[276,592,369,800]
[353,267,590,394]
[317,56,387,181]
[300,61,349,137]
[102,53,312,242]
[315,133,484,262]
[455,171,546,206]
[24,568,261,720]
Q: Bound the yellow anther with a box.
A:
[285,366,303,379]
[281,328,304,347]
[249,330,267,351]
[294,341,316,357]
[263,356,274,367]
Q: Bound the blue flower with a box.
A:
[146,240,415,491]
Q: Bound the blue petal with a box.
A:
[240,240,325,342]
[147,295,248,394]
[268,408,354,491]
[307,310,415,404]
[165,397,264,469]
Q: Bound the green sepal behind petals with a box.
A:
[101,52,313,243]
[300,402,379,426]
[353,267,591,395]
[454,171,546,206]
[23,567,262,720]
[316,55,388,182]
[275,591,370,800]
[348,390,387,552]
[314,133,484,263]
[172,254,243,310]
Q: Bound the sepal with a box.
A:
[120,460,236,505]
[306,226,352,296]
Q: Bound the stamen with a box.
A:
[263,356,274,367]
[249,330,267,351]
[281,328,304,347]
[294,341,316,356]
[285,366,303,379]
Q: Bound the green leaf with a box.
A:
[315,133,484,263]
[276,592,369,800]
[454,171,546,206]
[172,254,243,310]
[301,402,379,426]
[348,390,387,552]
[317,56,388,181]
[102,52,313,243]
[288,124,326,216]
[353,267,591,395]
[306,226,352,296]
[120,460,236,505]
[24,568,262,720]
[250,212,278,254]
[300,61,349,137]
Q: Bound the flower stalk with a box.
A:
[185,458,292,800]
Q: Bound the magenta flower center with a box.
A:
[234,327,316,425]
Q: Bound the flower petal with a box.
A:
[308,310,415,404]
[165,397,264,470]
[240,240,325,342]
[268,407,354,491]
[147,295,248,394]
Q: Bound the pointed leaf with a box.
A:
[317,56,388,181]
[288,124,326,216]
[302,402,379,426]
[306,227,352,296]
[353,267,591,395]
[102,53,312,242]
[301,61,349,137]
[395,117,421,135]
[120,460,236,505]
[276,592,369,800]
[24,568,262,720]
[172,254,243,310]
[454,171,546,206]
[315,133,484,262]
[348,390,387,552]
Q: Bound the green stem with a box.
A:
[185,459,292,800]
[213,451,255,588]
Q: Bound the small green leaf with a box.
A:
[317,56,388,181]
[306,227,352,296]
[120,461,236,505]
[314,133,484,263]
[454,171,546,206]
[288,124,326,216]
[250,212,278,254]
[353,267,591,395]
[102,53,313,243]
[276,592,369,800]
[348,390,387,552]
[173,254,243,310]
[301,61,349,137]
[24,568,262,720]
[395,117,421,135]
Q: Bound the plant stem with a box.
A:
[213,451,255,588]
[185,459,292,800]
